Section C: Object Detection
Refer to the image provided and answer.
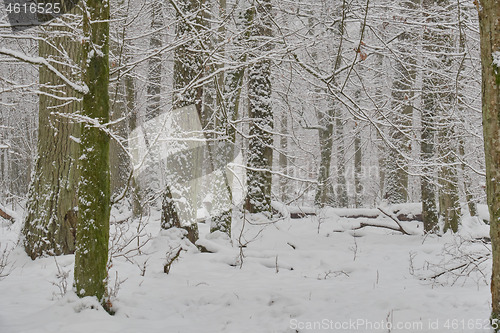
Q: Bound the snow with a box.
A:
[0,47,88,94]
[493,52,500,68]
[0,205,494,333]
[478,204,491,223]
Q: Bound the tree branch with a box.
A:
[0,47,88,94]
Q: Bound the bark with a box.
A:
[420,83,438,234]
[0,205,14,222]
[310,6,335,208]
[421,0,446,233]
[161,0,206,243]
[146,0,163,122]
[74,0,111,306]
[384,30,416,204]
[335,109,348,207]
[108,1,133,198]
[315,0,346,208]
[459,138,477,216]
[315,113,334,207]
[354,124,362,208]
[22,2,81,259]
[196,0,233,236]
[124,57,143,217]
[244,0,274,215]
[457,11,477,218]
[439,126,461,233]
[141,0,164,204]
[279,111,289,203]
[421,0,461,233]
[477,0,500,325]
[209,8,247,233]
[435,2,461,233]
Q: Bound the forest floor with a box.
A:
[0,204,494,333]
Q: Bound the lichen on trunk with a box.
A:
[23,3,82,259]
[74,0,111,306]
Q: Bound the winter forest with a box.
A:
[0,0,499,332]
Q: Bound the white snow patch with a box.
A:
[493,51,500,68]
[0,205,493,333]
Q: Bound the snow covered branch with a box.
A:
[0,47,88,94]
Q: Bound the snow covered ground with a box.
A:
[0,205,494,333]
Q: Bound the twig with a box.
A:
[377,208,411,235]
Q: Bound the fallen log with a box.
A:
[334,209,423,222]
[290,212,316,219]
[354,222,409,234]
[0,205,14,223]
[288,210,422,221]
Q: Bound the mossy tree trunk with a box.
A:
[477,0,500,326]
[22,2,81,259]
[74,0,110,305]
[244,0,274,215]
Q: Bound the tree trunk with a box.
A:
[384,29,416,204]
[421,0,461,233]
[439,125,461,233]
[74,0,111,306]
[279,110,289,204]
[354,123,363,208]
[141,0,164,206]
[244,0,274,215]
[457,11,477,218]
[309,6,335,208]
[209,6,247,233]
[421,0,445,233]
[162,0,205,243]
[477,0,500,326]
[335,109,348,207]
[22,3,81,259]
[459,138,477,216]
[108,1,133,199]
[315,113,334,207]
[124,54,143,217]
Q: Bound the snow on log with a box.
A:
[0,204,15,223]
